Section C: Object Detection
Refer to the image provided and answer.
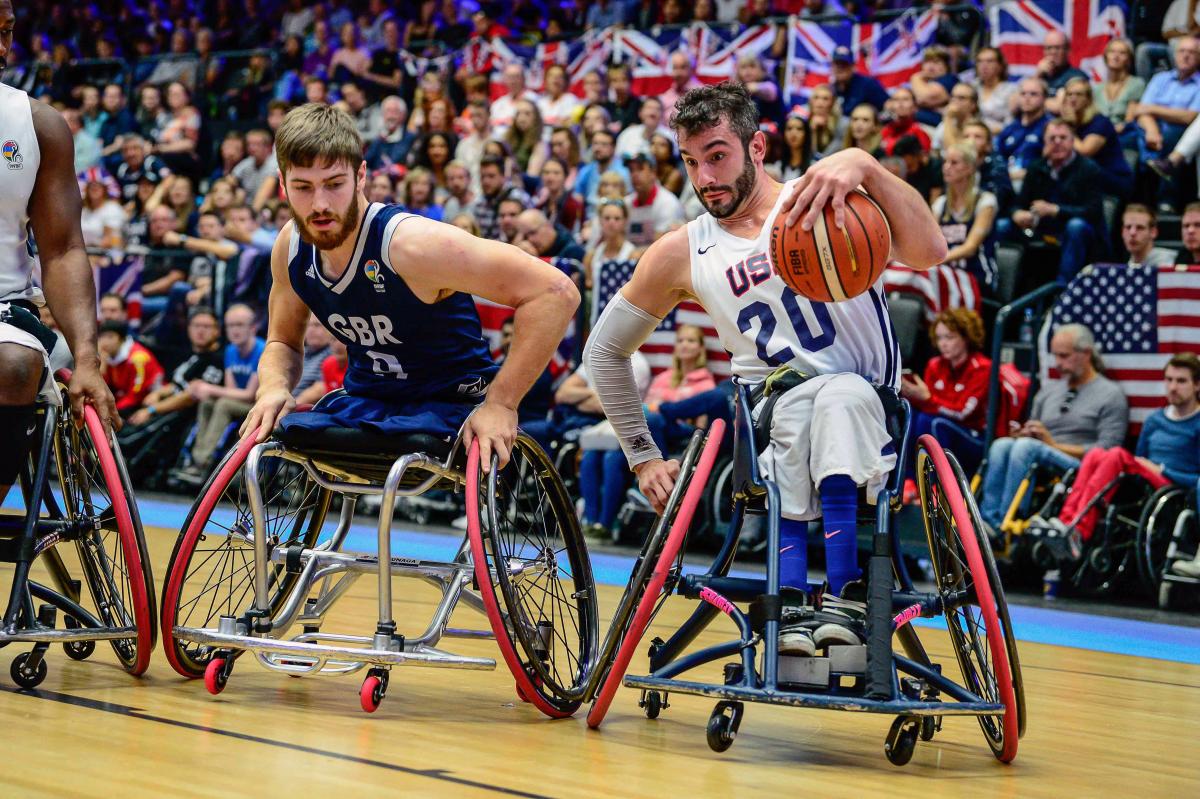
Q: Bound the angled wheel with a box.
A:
[52,404,155,675]
[916,435,1020,762]
[1137,487,1190,598]
[467,433,598,718]
[586,419,725,729]
[160,433,331,678]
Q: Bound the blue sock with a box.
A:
[780,518,808,591]
[820,474,860,595]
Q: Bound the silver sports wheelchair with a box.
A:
[0,369,156,688]
[585,380,1026,766]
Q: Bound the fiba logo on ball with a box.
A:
[364,259,386,293]
[2,140,22,169]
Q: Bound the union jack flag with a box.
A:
[613,23,777,98]
[94,255,143,327]
[989,0,1127,82]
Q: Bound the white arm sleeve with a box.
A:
[583,292,664,468]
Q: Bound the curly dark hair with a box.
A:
[668,81,760,150]
[930,308,985,353]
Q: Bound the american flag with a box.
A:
[784,10,937,107]
[1041,264,1200,430]
[592,257,731,378]
[989,0,1127,82]
[883,263,982,323]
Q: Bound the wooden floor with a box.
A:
[2,523,1199,798]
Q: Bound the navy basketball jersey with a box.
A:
[287,203,498,404]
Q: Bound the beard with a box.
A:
[293,192,361,251]
[696,150,757,219]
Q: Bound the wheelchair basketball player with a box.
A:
[240,103,578,473]
[0,0,118,506]
[585,83,948,655]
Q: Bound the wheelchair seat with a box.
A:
[273,425,453,461]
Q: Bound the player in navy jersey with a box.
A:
[240,104,578,470]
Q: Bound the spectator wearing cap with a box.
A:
[1004,119,1105,285]
[881,87,931,155]
[830,45,889,113]
[98,320,165,417]
[616,97,674,161]
[491,63,540,139]
[1121,204,1176,268]
[625,147,685,247]
[575,129,631,219]
[1037,30,1089,115]
[661,51,705,116]
[365,96,416,171]
[514,209,586,262]
[995,77,1050,181]
[892,135,944,205]
[912,47,959,127]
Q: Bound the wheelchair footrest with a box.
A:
[779,645,868,688]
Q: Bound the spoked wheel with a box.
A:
[160,434,332,678]
[586,419,726,729]
[1136,487,1190,598]
[52,404,155,675]
[915,435,1020,762]
[467,433,599,719]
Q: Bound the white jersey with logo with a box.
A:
[0,83,42,304]
[686,178,900,389]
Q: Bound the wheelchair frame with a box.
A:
[0,375,156,688]
[599,382,1024,765]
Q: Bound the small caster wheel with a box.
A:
[10,651,48,689]
[360,668,389,713]
[919,715,940,742]
[641,690,665,719]
[706,701,743,753]
[62,616,95,661]
[204,657,231,695]
[885,716,920,766]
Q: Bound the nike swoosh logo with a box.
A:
[824,529,842,539]
[697,244,716,255]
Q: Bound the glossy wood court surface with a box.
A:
[2,524,1198,798]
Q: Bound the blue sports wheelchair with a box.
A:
[584,379,1026,766]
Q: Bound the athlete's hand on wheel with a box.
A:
[634,458,681,515]
[465,400,518,474]
[69,362,121,434]
[780,148,876,232]
[240,387,295,443]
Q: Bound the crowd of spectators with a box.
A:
[9,2,1200,561]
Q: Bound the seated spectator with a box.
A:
[297,338,350,406]
[548,127,581,194]
[603,63,642,134]
[496,193,529,244]
[98,320,164,417]
[449,213,481,237]
[145,174,200,236]
[1135,0,1200,80]
[1133,35,1200,208]
[135,84,170,143]
[98,83,139,173]
[1033,354,1200,562]
[996,77,1050,184]
[843,103,885,159]
[973,47,1017,136]
[829,45,888,114]
[900,309,991,496]
[99,293,128,324]
[139,206,191,323]
[490,63,539,138]
[441,161,476,221]
[208,132,247,185]
[881,87,931,155]
[368,172,396,204]
[583,198,638,290]
[471,155,527,241]
[534,157,583,232]
[329,21,372,85]
[161,210,240,312]
[1003,119,1105,286]
[364,96,416,170]
[538,64,581,128]
[643,324,718,453]
[806,84,845,159]
[231,129,279,213]
[175,304,265,484]
[514,209,585,263]
[115,135,170,209]
[976,323,1129,537]
[932,84,979,157]
[661,51,704,116]
[575,130,630,219]
[198,176,243,220]
[293,314,333,400]
[624,147,685,247]
[80,177,127,250]
[1062,77,1133,200]
[224,203,279,255]
[411,131,454,192]
[911,46,958,127]
[892,135,944,205]
[1093,38,1144,145]
[1121,204,1177,267]
[1179,201,1200,263]
[736,53,784,127]
[1037,30,1088,115]
[64,108,101,174]
[488,317,553,424]
[151,82,202,180]
[962,120,1015,217]
[650,133,686,197]
[616,98,674,162]
[401,167,443,221]
[769,114,812,182]
[361,18,403,103]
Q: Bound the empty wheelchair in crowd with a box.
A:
[0,370,156,689]
[586,381,1025,766]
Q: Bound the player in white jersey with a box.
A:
[0,0,118,505]
[584,83,946,654]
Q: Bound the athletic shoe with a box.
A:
[1171,556,1200,578]
[779,590,817,656]
[778,625,817,657]
[814,580,867,648]
[1148,157,1180,180]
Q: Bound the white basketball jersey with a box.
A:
[0,83,42,304]
[686,179,900,388]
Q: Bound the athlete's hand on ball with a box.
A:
[633,457,681,515]
[69,362,121,434]
[780,148,876,232]
[241,387,295,443]
[465,400,518,474]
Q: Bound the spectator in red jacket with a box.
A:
[98,321,165,416]
[900,308,991,500]
[882,87,932,155]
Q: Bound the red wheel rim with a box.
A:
[360,676,382,713]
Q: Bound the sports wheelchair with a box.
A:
[1159,483,1200,609]
[0,370,156,688]
[159,419,600,715]
[586,380,1026,766]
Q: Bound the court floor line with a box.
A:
[0,684,552,798]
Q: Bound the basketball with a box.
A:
[768,189,892,303]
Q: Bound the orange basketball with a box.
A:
[769,188,892,303]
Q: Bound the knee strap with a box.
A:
[0,404,40,484]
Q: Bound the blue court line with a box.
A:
[8,493,1200,666]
